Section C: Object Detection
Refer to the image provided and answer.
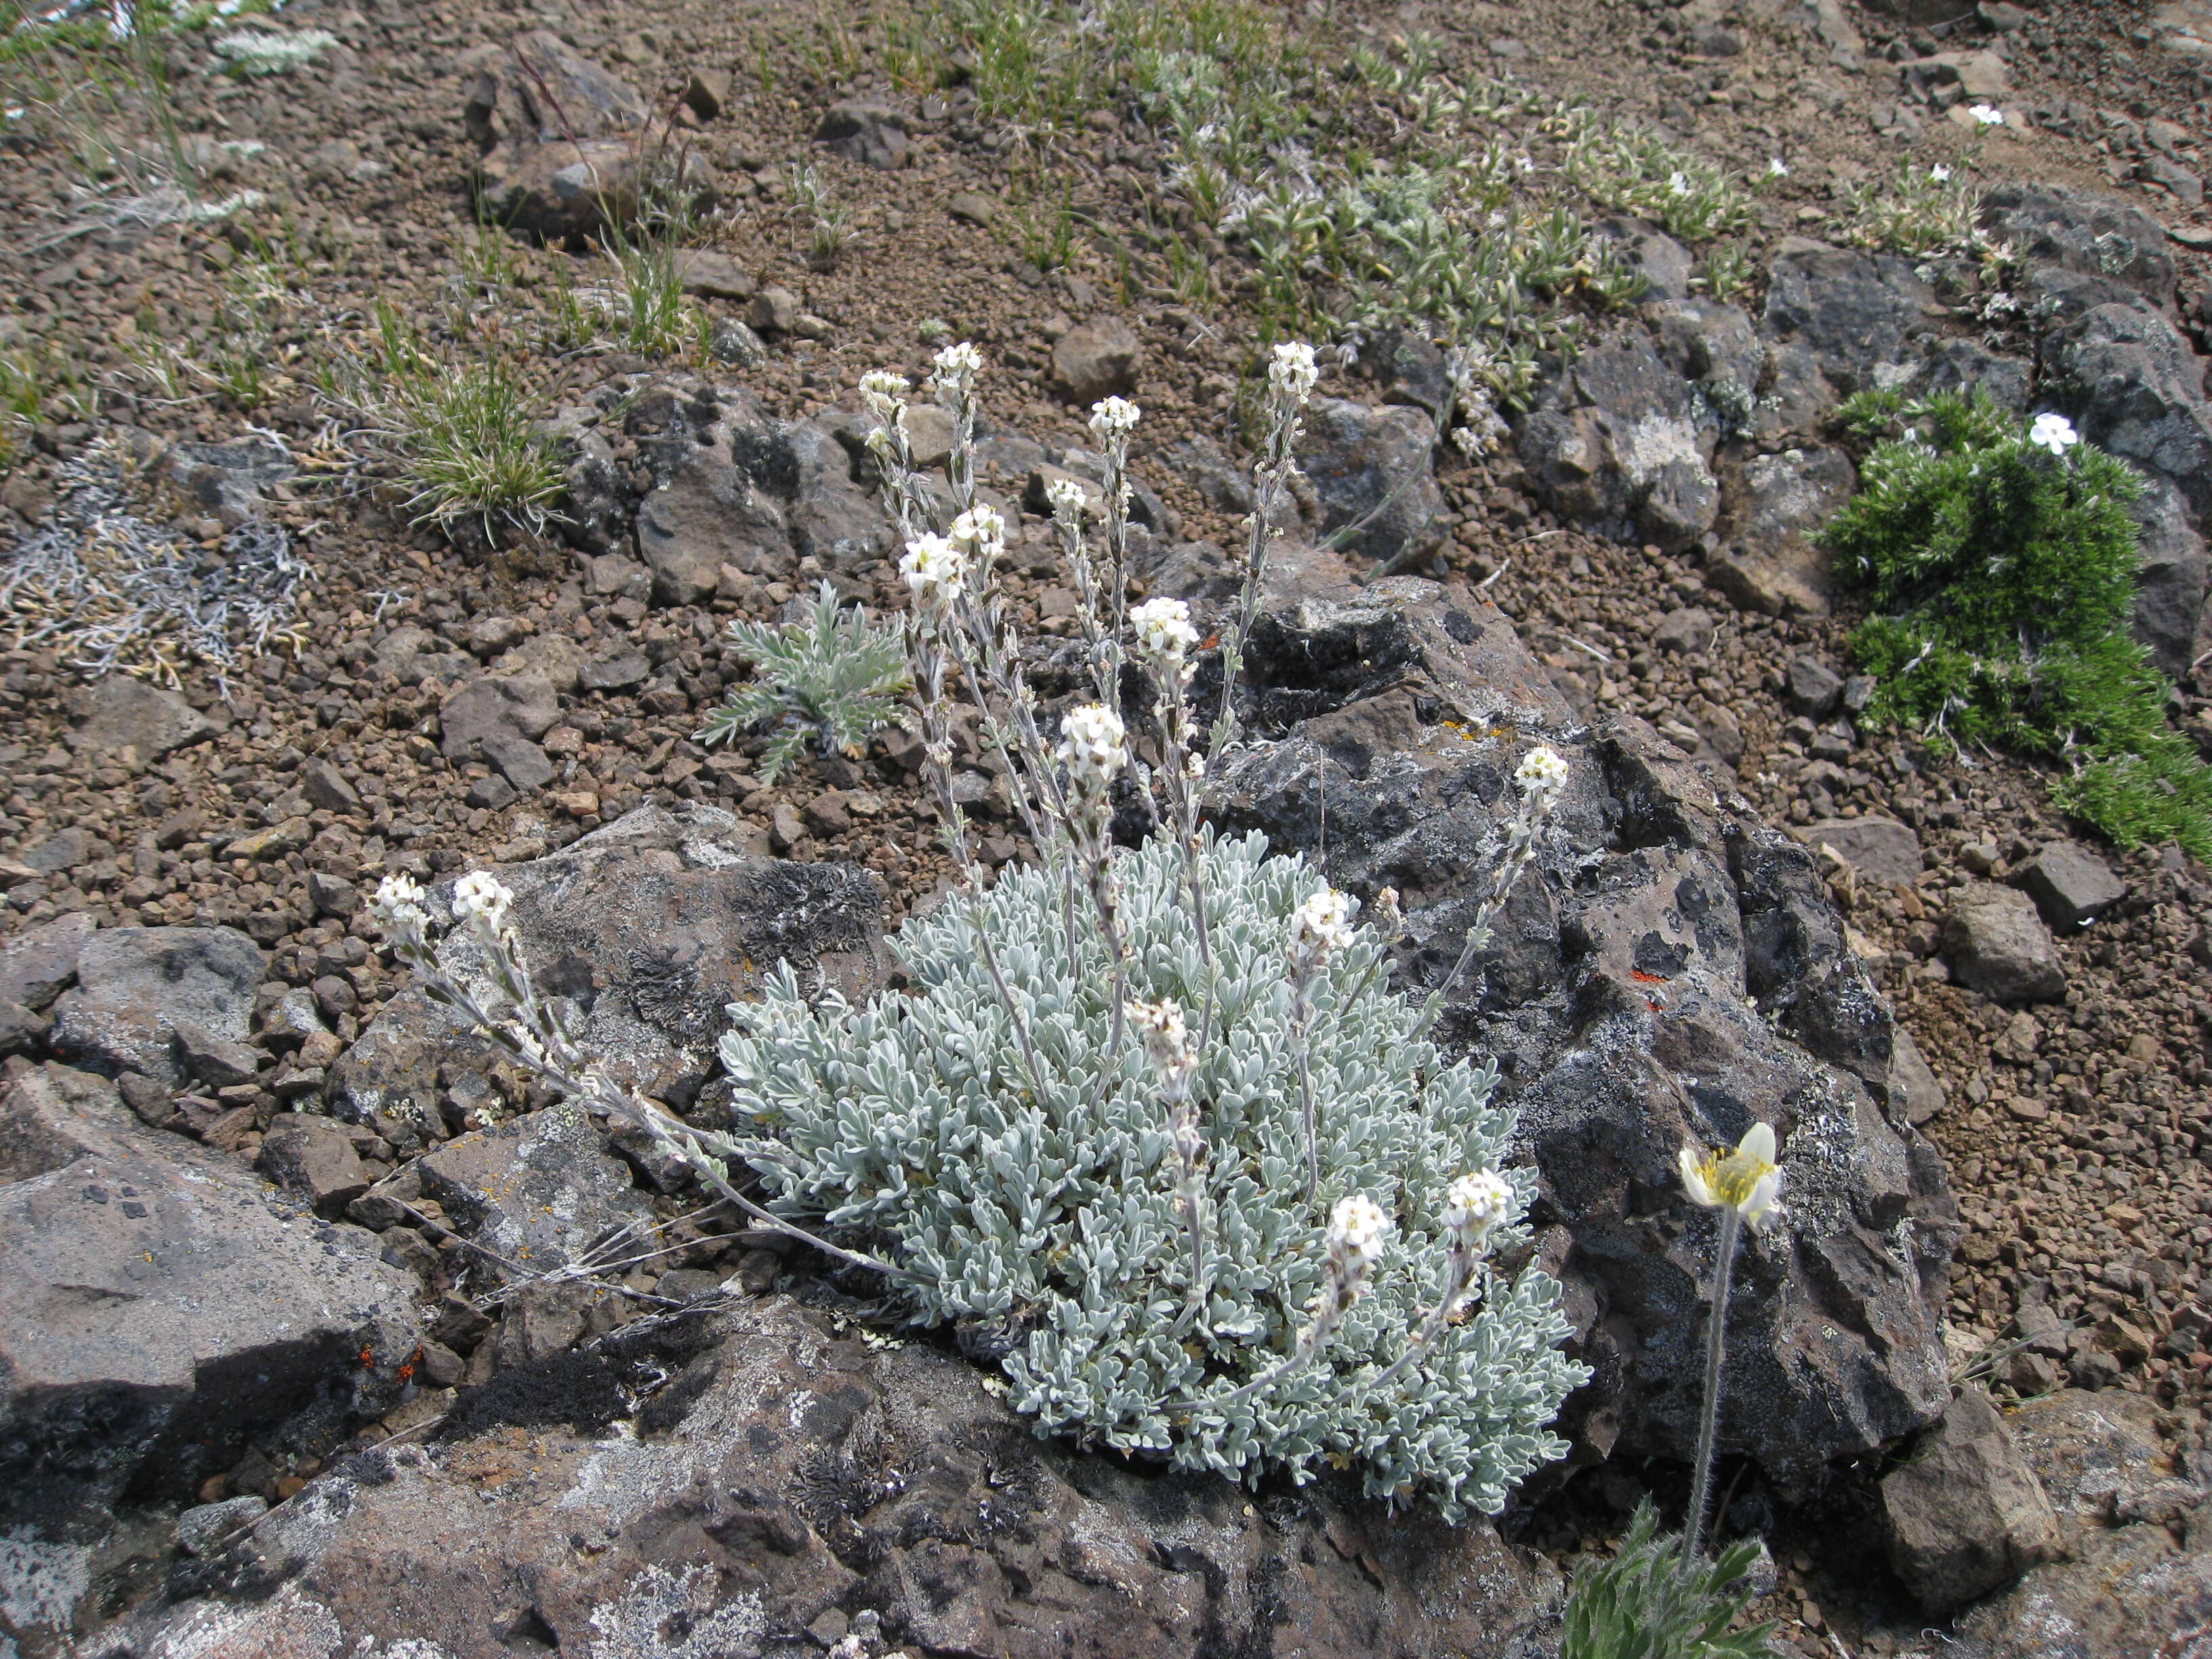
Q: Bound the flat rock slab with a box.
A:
[415,1105,654,1275]
[94,1297,1563,1659]
[1797,815,1924,888]
[0,1065,419,1562]
[66,678,220,766]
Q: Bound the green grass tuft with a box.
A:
[1823,390,2212,858]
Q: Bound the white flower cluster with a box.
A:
[929,340,983,392]
[1268,340,1319,403]
[1129,595,1199,676]
[369,870,431,945]
[1290,885,1357,958]
[1326,1193,1393,1289]
[1056,703,1126,790]
[949,504,1006,560]
[900,533,966,608]
[450,869,516,939]
[1132,996,1195,1103]
[858,370,909,426]
[1515,744,1570,794]
[1444,1169,1515,1252]
[1088,396,1141,439]
[1044,476,1090,526]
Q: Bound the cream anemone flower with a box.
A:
[1679,1122,1784,1231]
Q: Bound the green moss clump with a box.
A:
[1822,390,2212,859]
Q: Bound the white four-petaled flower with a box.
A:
[1327,1193,1393,1284]
[1057,703,1126,787]
[1088,396,1141,438]
[1292,886,1357,958]
[451,870,515,935]
[1269,340,1320,401]
[1969,103,2005,125]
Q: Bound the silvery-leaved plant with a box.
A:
[714,341,1586,1517]
[369,338,1586,1518]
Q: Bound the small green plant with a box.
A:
[1823,391,2212,857]
[1560,1501,1778,1659]
[696,579,910,781]
[1843,159,1981,257]
[1563,117,1757,245]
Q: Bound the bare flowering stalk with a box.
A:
[1352,1170,1515,1397]
[1088,394,1140,678]
[859,371,935,544]
[1135,998,1210,1332]
[1166,1193,1392,1412]
[1131,593,1218,1017]
[1209,341,1319,766]
[928,341,983,518]
[1287,884,1357,1202]
[1412,744,1570,1037]
[1056,701,1132,1077]
[1048,476,1118,708]
[366,870,909,1284]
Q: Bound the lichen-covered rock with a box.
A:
[87,1296,1564,1659]
[48,926,263,1089]
[1202,544,1955,1491]
[1294,396,1449,566]
[1759,237,1937,393]
[1516,331,1719,553]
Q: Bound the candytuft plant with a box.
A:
[1824,390,2212,858]
[369,338,1586,1520]
[697,579,910,783]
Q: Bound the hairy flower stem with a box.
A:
[1682,1206,1741,1565]
[1412,779,1557,1038]
[1207,369,1311,768]
[386,918,909,1284]
[1290,972,1321,1203]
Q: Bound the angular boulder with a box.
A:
[1204,544,1956,1489]
[1516,331,1719,553]
[1295,396,1449,567]
[65,678,220,768]
[1881,1388,2062,1614]
[1944,883,2067,1004]
[1051,316,1142,404]
[2012,840,2127,933]
[90,1296,1563,1659]
[48,926,263,1088]
[330,804,887,1153]
[1759,237,1937,393]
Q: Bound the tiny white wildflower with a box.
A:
[1515,745,1570,794]
[451,870,515,934]
[1130,595,1200,669]
[949,504,1006,557]
[1088,396,1141,438]
[1969,103,2004,125]
[858,369,909,422]
[1292,886,1357,958]
[1443,1169,1515,1254]
[900,533,966,605]
[1044,476,1090,525]
[1056,703,1126,787]
[1668,170,1690,196]
[1269,340,1320,402]
[1326,1193,1393,1284]
[369,871,428,937]
[1767,157,1788,178]
[929,340,983,389]
[2028,411,2079,457]
[1929,163,1952,183]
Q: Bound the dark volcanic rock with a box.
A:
[48,926,263,1089]
[1982,182,2176,308]
[331,804,887,1153]
[1759,238,1937,393]
[1295,396,1449,567]
[1202,545,1955,1490]
[1516,331,1719,553]
[89,1296,1563,1659]
[0,1064,420,1643]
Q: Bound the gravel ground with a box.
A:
[6,0,2212,1647]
